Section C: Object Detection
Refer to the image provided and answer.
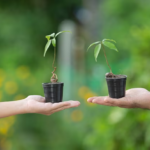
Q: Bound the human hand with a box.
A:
[24,95,80,115]
[87,88,150,109]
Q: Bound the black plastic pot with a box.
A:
[106,75,127,98]
[42,82,64,103]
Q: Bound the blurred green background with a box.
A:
[0,0,150,149]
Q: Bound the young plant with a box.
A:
[87,39,118,77]
[44,31,70,83]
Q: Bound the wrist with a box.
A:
[16,99,29,114]
[22,98,36,114]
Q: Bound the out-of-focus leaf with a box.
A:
[87,41,100,51]
[55,31,71,37]
[94,44,101,62]
[102,39,116,43]
[52,38,56,47]
[44,40,51,57]
[45,33,55,40]
[102,41,118,52]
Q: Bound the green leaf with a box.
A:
[52,38,56,47]
[102,41,118,52]
[55,31,71,37]
[44,40,51,57]
[45,33,55,40]
[94,44,101,62]
[102,39,116,43]
[87,41,100,51]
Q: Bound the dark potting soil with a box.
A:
[105,73,126,79]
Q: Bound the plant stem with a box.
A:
[52,46,56,70]
[101,42,112,73]
[51,46,58,82]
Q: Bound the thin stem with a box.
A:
[50,46,58,82]
[101,42,112,73]
[52,46,56,70]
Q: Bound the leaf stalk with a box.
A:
[101,42,112,73]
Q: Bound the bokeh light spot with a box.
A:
[71,110,83,122]
[4,81,18,95]
[0,116,15,135]
[14,94,26,100]
[16,66,30,79]
[0,69,5,87]
[0,91,2,101]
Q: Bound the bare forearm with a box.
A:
[0,100,26,118]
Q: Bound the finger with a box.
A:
[87,96,98,102]
[92,96,114,106]
[103,96,130,107]
[50,100,80,110]
[92,96,131,108]
[50,101,80,114]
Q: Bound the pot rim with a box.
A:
[105,75,127,80]
[42,82,64,85]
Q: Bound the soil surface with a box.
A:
[105,72,126,79]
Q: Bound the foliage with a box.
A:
[44,31,70,82]
[44,31,70,57]
[87,39,118,62]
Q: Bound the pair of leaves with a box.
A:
[87,39,118,61]
[44,38,56,57]
[44,31,71,57]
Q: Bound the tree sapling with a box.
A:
[42,31,70,103]
[87,39,127,98]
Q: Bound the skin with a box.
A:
[0,95,80,118]
[87,88,150,109]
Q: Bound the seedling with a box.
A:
[87,39,118,77]
[44,31,70,83]
[87,39,127,98]
[42,31,70,103]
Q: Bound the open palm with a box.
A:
[87,88,150,109]
[25,95,80,115]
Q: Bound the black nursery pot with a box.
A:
[106,75,127,98]
[42,82,64,103]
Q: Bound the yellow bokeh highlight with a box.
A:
[71,110,83,122]
[78,86,90,98]
[84,92,96,106]
[83,92,97,100]
[16,66,30,79]
[0,91,2,101]
[0,116,15,135]
[0,69,6,87]
[24,76,36,86]
[78,86,96,106]
[4,81,18,95]
[14,94,26,100]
